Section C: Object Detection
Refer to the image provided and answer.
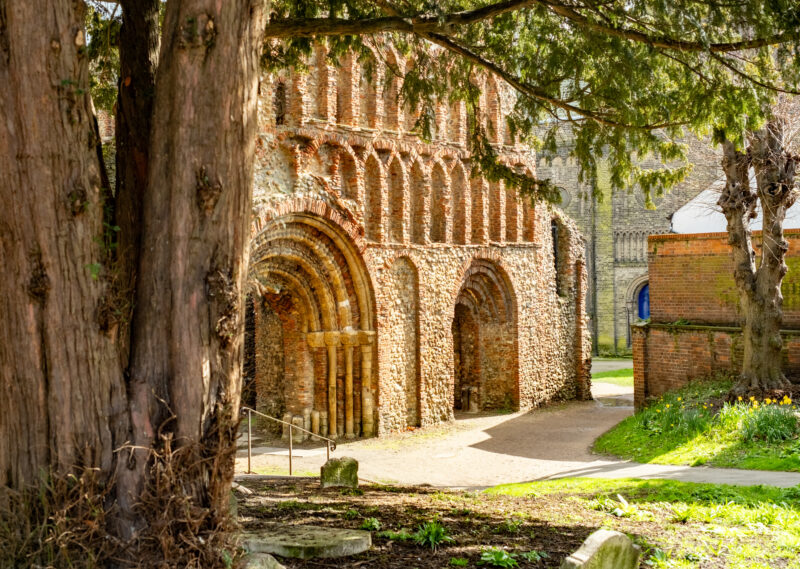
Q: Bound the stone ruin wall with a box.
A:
[247,44,592,438]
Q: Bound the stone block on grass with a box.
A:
[320,457,358,488]
[560,529,641,569]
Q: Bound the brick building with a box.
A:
[243,45,592,438]
[536,135,720,353]
[632,231,800,407]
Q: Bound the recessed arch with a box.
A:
[409,158,427,244]
[387,155,406,243]
[364,153,384,242]
[430,160,449,243]
[452,259,518,412]
[451,161,469,245]
[247,213,377,439]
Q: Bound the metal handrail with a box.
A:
[240,406,337,476]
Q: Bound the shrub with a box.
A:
[413,520,454,550]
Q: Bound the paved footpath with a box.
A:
[236,382,800,489]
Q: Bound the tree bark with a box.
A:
[0,0,127,487]
[718,122,798,391]
[115,0,267,535]
[113,0,161,368]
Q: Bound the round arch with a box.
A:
[452,259,519,412]
[247,213,377,439]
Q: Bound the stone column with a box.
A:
[324,331,340,438]
[342,330,358,438]
[359,331,376,437]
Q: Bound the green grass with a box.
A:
[594,379,800,471]
[488,478,800,569]
[591,368,634,387]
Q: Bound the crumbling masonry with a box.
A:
[245,45,592,438]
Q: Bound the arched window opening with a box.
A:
[274,82,287,126]
[637,284,650,320]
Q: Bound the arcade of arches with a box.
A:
[244,44,592,438]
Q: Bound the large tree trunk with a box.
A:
[0,0,127,487]
[115,0,267,537]
[718,122,798,391]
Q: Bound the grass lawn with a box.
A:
[592,368,634,387]
[594,379,800,471]
[237,476,800,568]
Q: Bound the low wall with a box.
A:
[632,323,800,407]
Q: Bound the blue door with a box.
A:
[637,284,650,320]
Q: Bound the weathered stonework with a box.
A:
[537,132,720,352]
[245,45,592,437]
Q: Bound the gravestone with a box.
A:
[561,529,641,569]
[320,456,358,488]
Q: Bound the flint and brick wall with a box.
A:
[634,230,800,406]
[246,44,592,437]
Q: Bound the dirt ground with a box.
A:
[235,477,754,569]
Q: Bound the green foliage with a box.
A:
[85,2,121,112]
[519,550,548,563]
[645,548,671,568]
[595,378,800,470]
[343,508,359,519]
[449,557,469,567]
[741,401,800,443]
[478,548,518,568]
[413,520,454,550]
[360,517,381,531]
[377,528,414,541]
[266,0,800,204]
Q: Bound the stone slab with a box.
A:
[243,524,371,559]
[560,529,640,569]
[242,552,286,569]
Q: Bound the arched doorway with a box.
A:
[246,213,376,439]
[637,283,650,320]
[452,260,518,412]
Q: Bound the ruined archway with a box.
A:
[247,213,377,439]
[452,259,518,412]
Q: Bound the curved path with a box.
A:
[236,382,800,489]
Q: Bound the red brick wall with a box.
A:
[648,230,800,327]
[633,324,800,406]
[634,230,800,406]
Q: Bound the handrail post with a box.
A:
[289,421,293,476]
[326,440,330,462]
[247,408,252,474]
